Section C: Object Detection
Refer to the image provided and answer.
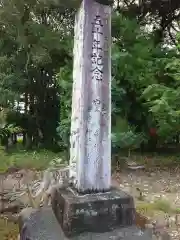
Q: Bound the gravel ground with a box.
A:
[112,168,180,239]
[1,168,180,239]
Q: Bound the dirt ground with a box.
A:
[112,168,180,239]
[1,168,180,239]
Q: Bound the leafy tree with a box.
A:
[142,36,180,142]
[112,13,159,134]
[56,62,73,150]
[115,0,180,45]
[0,0,75,149]
[0,0,179,156]
[112,118,146,156]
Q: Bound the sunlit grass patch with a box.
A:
[153,199,172,213]
[0,147,63,171]
[0,218,18,240]
[136,199,172,218]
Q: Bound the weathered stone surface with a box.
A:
[52,187,136,237]
[73,226,152,240]
[19,208,152,240]
[18,207,152,240]
[19,207,64,240]
[69,0,111,192]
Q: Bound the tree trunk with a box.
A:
[26,134,32,150]
[13,133,17,145]
[23,132,27,146]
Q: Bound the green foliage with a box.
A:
[111,13,159,134]
[0,0,179,156]
[5,124,23,134]
[136,199,172,217]
[152,199,172,213]
[0,124,23,149]
[112,118,146,155]
[0,147,61,171]
[0,0,76,149]
[56,118,71,148]
[54,11,180,153]
[112,131,145,151]
[141,40,180,141]
[111,13,180,148]
[56,63,72,149]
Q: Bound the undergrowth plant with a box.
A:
[111,118,146,157]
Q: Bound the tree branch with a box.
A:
[167,27,177,46]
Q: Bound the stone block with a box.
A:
[51,187,136,237]
[18,207,64,240]
[18,207,152,240]
[73,226,152,240]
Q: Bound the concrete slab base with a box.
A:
[18,207,152,240]
[51,187,136,237]
[19,207,64,240]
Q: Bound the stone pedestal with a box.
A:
[18,189,153,240]
[51,187,136,238]
[18,207,152,240]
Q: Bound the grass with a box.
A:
[0,218,19,240]
[136,199,173,218]
[136,202,156,217]
[174,208,180,214]
[0,148,179,238]
[153,199,172,213]
[0,145,66,172]
[0,145,67,239]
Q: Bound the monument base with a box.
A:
[51,187,136,238]
[18,207,152,240]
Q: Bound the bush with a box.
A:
[111,118,146,156]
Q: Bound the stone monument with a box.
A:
[51,0,151,239]
[19,0,152,239]
[69,0,111,193]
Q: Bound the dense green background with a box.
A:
[0,0,180,158]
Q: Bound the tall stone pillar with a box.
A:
[70,0,111,192]
[19,2,152,240]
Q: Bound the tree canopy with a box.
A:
[0,0,179,155]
